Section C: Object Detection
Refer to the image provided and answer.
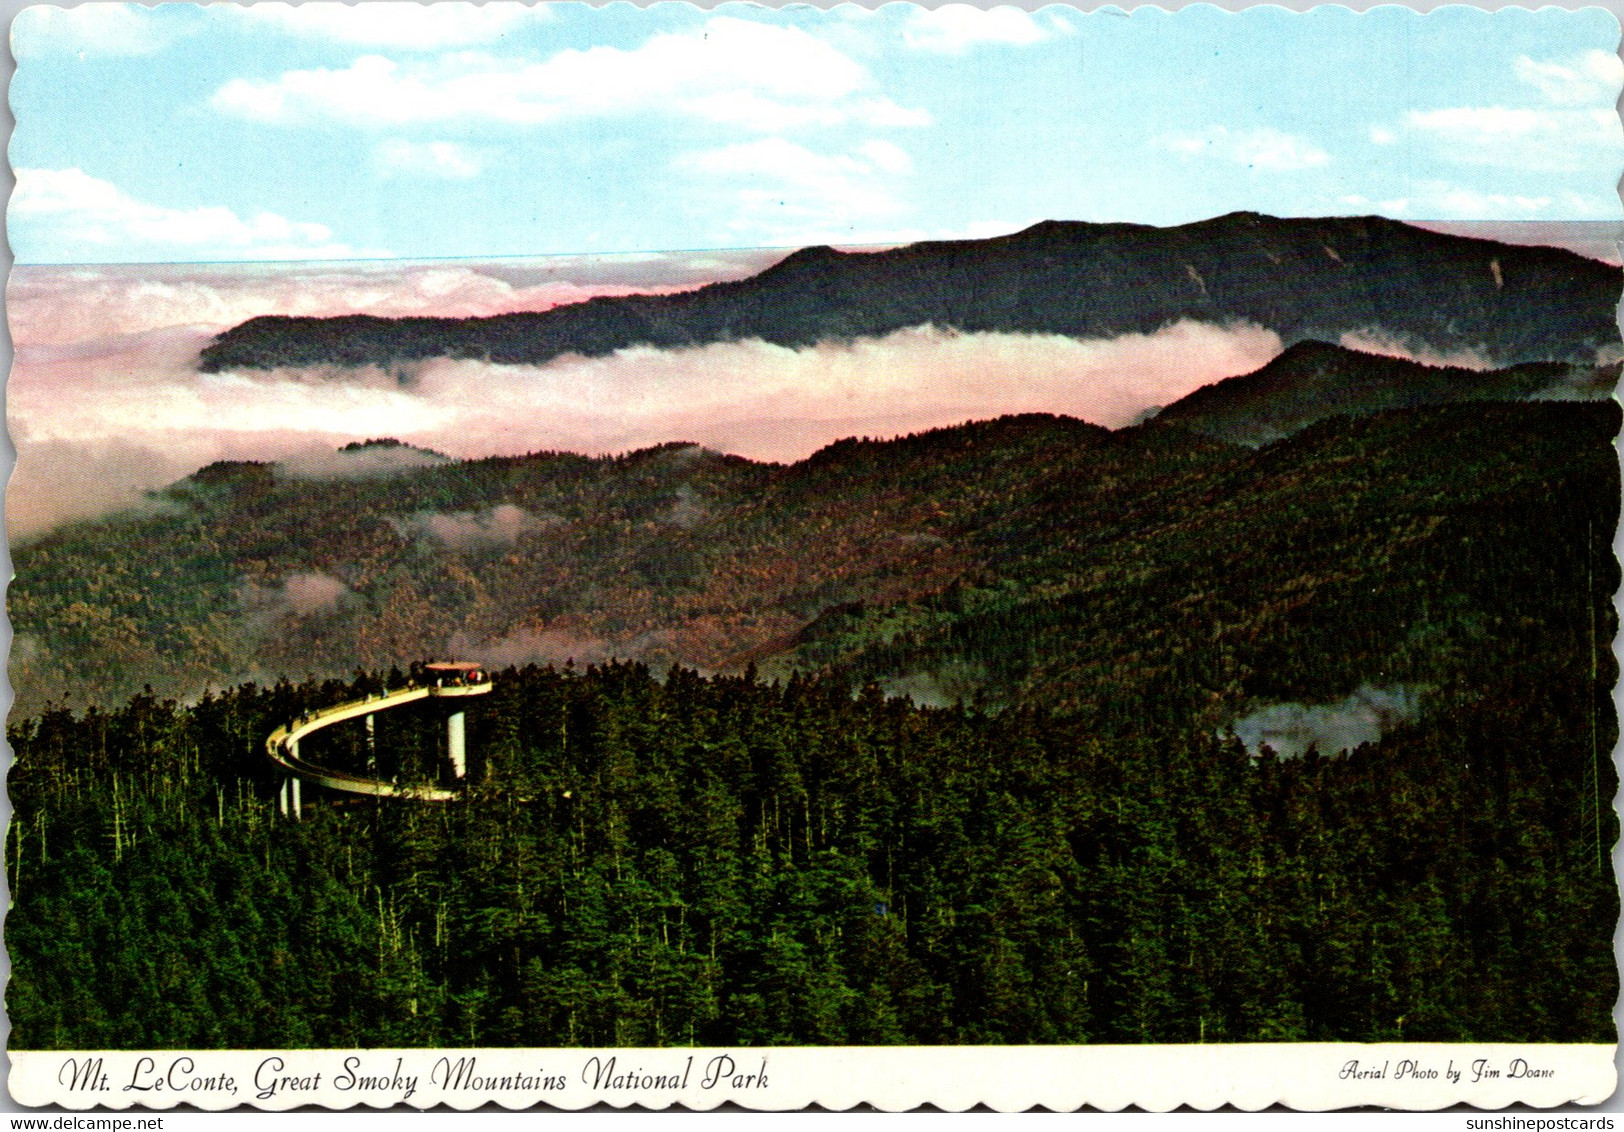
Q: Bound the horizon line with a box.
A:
[14,215,1624,270]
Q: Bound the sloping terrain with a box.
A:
[1149,340,1614,445]
[12,390,1617,736]
[199,213,1624,372]
[8,394,1619,1050]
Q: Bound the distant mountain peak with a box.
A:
[761,244,850,274]
[198,213,1622,375]
[1153,340,1598,446]
[184,459,275,489]
[339,437,449,458]
[1006,219,1086,240]
[1271,339,1357,363]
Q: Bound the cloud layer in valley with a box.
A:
[1337,330,1496,371]
[8,291,1285,535]
[7,256,774,345]
[1228,684,1425,758]
[2,256,752,535]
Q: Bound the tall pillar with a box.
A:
[278,778,290,818]
[291,776,302,821]
[366,713,376,774]
[448,710,467,779]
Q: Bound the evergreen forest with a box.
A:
[7,396,1620,1048]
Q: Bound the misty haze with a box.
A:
[8,258,1288,536]
[9,214,1619,1058]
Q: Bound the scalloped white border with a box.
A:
[5,0,1622,1116]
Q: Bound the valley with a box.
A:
[9,215,1619,1051]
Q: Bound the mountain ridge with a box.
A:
[198,212,1623,373]
[1149,339,1614,445]
[11,386,1617,720]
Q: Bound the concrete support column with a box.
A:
[278,778,290,818]
[291,776,302,821]
[366,713,376,774]
[448,710,467,779]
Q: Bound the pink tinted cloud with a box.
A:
[1337,330,1495,371]
[6,254,775,345]
[8,257,1288,536]
[8,318,1285,535]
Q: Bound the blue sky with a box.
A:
[10,1,1623,263]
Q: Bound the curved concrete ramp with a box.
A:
[266,679,492,803]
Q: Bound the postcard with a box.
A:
[5,0,1622,1112]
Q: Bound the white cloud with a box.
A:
[1339,193,1412,215]
[211,17,928,132]
[674,138,914,244]
[1377,51,1624,175]
[855,139,915,176]
[394,504,555,548]
[960,219,1023,239]
[375,139,486,179]
[240,573,352,620]
[8,432,194,538]
[1430,187,1553,218]
[8,302,1287,532]
[901,5,1052,54]
[1400,179,1554,219]
[279,573,351,616]
[11,168,378,262]
[1554,190,1624,218]
[1229,685,1423,758]
[1043,11,1078,36]
[294,320,1283,463]
[12,3,190,58]
[238,2,540,50]
[1154,126,1331,171]
[1514,49,1623,106]
[1403,106,1621,172]
[1338,330,1494,371]
[7,254,779,346]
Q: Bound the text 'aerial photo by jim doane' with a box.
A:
[4,0,1623,1113]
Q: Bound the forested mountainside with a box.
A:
[9,351,1619,1048]
[9,652,1617,1047]
[10,385,1617,726]
[198,213,1623,372]
[1149,340,1614,446]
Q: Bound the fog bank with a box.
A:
[1228,684,1425,758]
[10,310,1283,534]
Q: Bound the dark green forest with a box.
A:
[7,656,1617,1049]
[7,397,1620,1048]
